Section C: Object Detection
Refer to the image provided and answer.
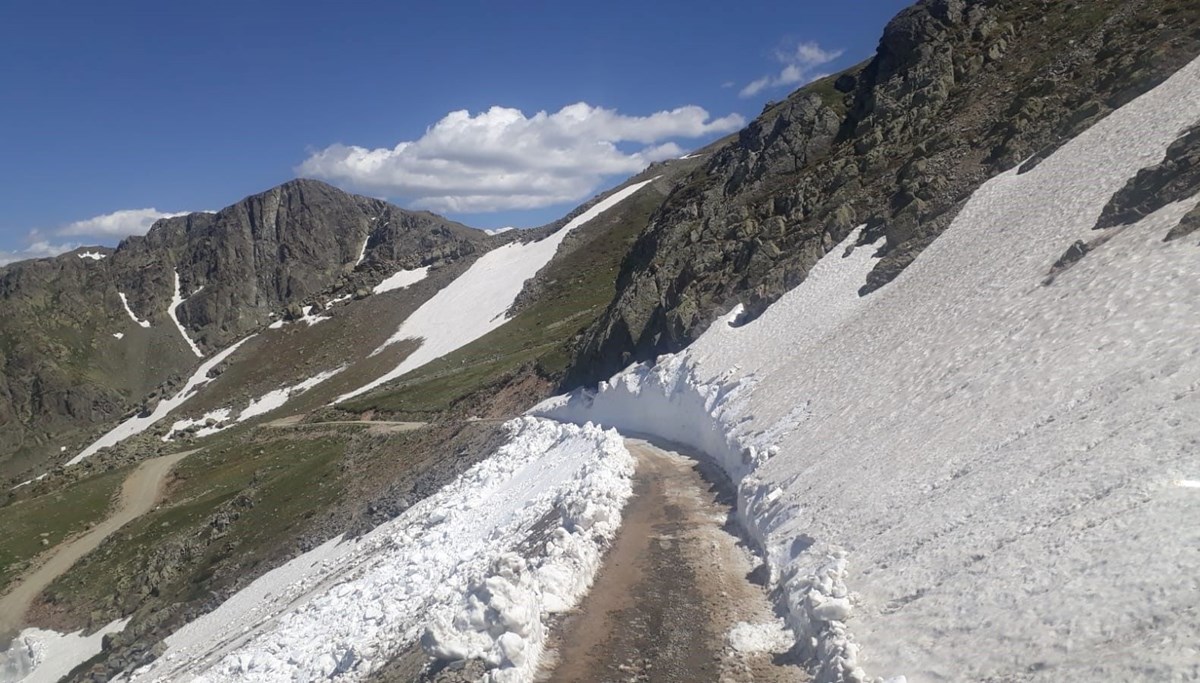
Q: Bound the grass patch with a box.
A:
[0,467,128,590]
[45,434,347,610]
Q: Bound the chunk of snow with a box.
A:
[169,270,204,358]
[372,266,429,295]
[113,332,125,340]
[127,418,633,682]
[334,177,659,403]
[0,618,129,683]
[69,336,255,465]
[727,621,793,654]
[77,251,106,261]
[535,56,1200,682]
[118,292,151,328]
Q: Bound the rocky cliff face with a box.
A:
[566,0,1200,385]
[0,179,485,476]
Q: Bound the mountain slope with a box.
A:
[567,0,1200,385]
[0,179,487,481]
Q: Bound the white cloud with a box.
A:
[740,41,844,98]
[58,208,190,237]
[0,240,81,266]
[1,207,197,267]
[298,102,744,213]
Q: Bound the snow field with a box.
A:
[334,177,659,403]
[126,417,634,682]
[537,57,1200,682]
[69,336,255,466]
[169,271,204,358]
[0,618,129,683]
[373,266,429,294]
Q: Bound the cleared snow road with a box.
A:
[539,438,804,683]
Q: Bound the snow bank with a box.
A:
[0,618,129,683]
[118,292,151,328]
[334,177,659,403]
[69,336,255,465]
[126,417,633,682]
[536,57,1200,682]
[373,266,429,294]
[169,271,204,358]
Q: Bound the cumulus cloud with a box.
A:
[58,208,191,237]
[0,240,81,266]
[298,102,745,212]
[1,207,197,267]
[740,41,844,98]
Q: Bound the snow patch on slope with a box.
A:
[118,292,151,328]
[0,618,129,683]
[126,418,632,682]
[69,336,255,465]
[169,271,204,358]
[77,251,106,261]
[162,367,345,440]
[334,177,659,403]
[537,58,1200,682]
[373,266,429,294]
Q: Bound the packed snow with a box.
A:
[162,367,344,440]
[68,336,255,466]
[372,266,429,294]
[118,292,151,328]
[77,251,106,261]
[334,177,659,403]
[169,271,204,358]
[536,57,1200,681]
[123,417,633,682]
[727,621,794,655]
[0,618,129,683]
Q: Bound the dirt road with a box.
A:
[0,448,197,642]
[539,439,805,682]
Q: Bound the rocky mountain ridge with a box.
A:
[0,179,489,478]
[565,0,1200,385]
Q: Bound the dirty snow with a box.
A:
[77,251,106,261]
[373,266,429,294]
[169,271,204,358]
[536,58,1200,681]
[727,621,794,655]
[124,417,633,682]
[334,177,659,403]
[68,336,255,465]
[118,292,151,328]
[0,618,129,683]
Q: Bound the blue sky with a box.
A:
[0,1,909,263]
